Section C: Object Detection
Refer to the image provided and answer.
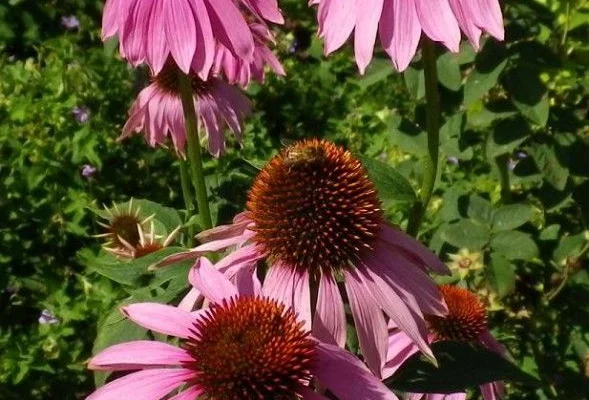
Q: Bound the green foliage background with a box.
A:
[0,0,588,399]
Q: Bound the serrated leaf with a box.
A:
[466,194,494,224]
[553,234,587,265]
[443,219,491,250]
[533,144,569,191]
[464,59,507,106]
[486,118,530,158]
[504,66,550,126]
[386,341,539,393]
[404,65,425,100]
[490,231,539,260]
[492,204,534,231]
[437,52,462,91]
[358,58,393,89]
[358,155,416,204]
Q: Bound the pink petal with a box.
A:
[188,257,238,304]
[317,0,356,55]
[414,0,461,52]
[467,0,504,41]
[120,0,151,66]
[233,264,262,296]
[378,0,422,72]
[121,303,197,339]
[264,263,312,330]
[313,342,399,400]
[89,340,193,371]
[86,368,195,400]
[190,0,215,80]
[353,0,384,74]
[379,225,449,274]
[146,0,169,74]
[312,272,346,347]
[101,0,123,39]
[195,215,252,243]
[382,329,419,379]
[446,393,467,400]
[243,0,284,24]
[164,0,197,73]
[448,0,483,50]
[369,246,448,316]
[359,265,435,364]
[478,330,507,357]
[177,287,201,312]
[343,268,387,377]
[215,244,263,274]
[204,0,254,61]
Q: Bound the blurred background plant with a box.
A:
[0,0,587,399]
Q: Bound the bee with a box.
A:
[283,144,325,171]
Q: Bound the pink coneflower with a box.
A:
[101,0,284,77]
[163,139,449,377]
[311,0,504,73]
[121,60,251,157]
[87,257,397,400]
[214,22,285,87]
[384,285,506,400]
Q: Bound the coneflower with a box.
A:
[384,285,507,400]
[95,199,153,252]
[87,257,397,400]
[162,139,449,377]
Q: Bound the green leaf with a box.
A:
[386,341,539,393]
[358,58,393,89]
[492,204,534,232]
[486,118,530,158]
[92,299,148,387]
[504,66,550,126]
[132,199,183,232]
[553,233,587,265]
[81,246,187,286]
[466,194,494,225]
[436,52,462,91]
[490,231,539,260]
[358,155,416,204]
[488,253,516,297]
[404,65,425,100]
[443,219,491,250]
[539,224,560,241]
[464,59,507,106]
[533,144,569,191]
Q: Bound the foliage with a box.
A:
[0,0,588,399]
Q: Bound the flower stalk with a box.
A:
[179,158,195,244]
[177,71,213,231]
[407,38,441,237]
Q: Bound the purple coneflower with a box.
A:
[162,139,449,377]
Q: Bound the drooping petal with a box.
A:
[379,225,449,274]
[353,0,384,74]
[233,263,262,296]
[382,329,419,379]
[204,0,254,61]
[177,287,201,312]
[188,257,238,304]
[243,0,284,24]
[146,0,169,74]
[359,264,435,364]
[378,0,422,72]
[344,268,387,377]
[86,368,195,400]
[89,340,193,371]
[313,342,399,400]
[448,0,483,50]
[121,303,197,339]
[312,271,346,347]
[120,0,151,66]
[467,0,504,41]
[317,0,356,55]
[101,0,123,39]
[414,0,461,52]
[190,0,215,80]
[264,263,312,330]
[163,0,197,73]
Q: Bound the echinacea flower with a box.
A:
[87,257,397,400]
[384,285,507,400]
[101,0,284,77]
[162,139,449,377]
[95,199,154,251]
[311,0,504,73]
[121,60,251,157]
[214,22,285,87]
[105,220,181,259]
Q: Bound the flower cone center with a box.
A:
[187,297,315,400]
[426,285,488,341]
[247,139,382,274]
[107,215,141,248]
[153,58,211,95]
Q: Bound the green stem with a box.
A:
[407,38,441,237]
[177,71,213,231]
[178,159,195,245]
[495,154,513,203]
